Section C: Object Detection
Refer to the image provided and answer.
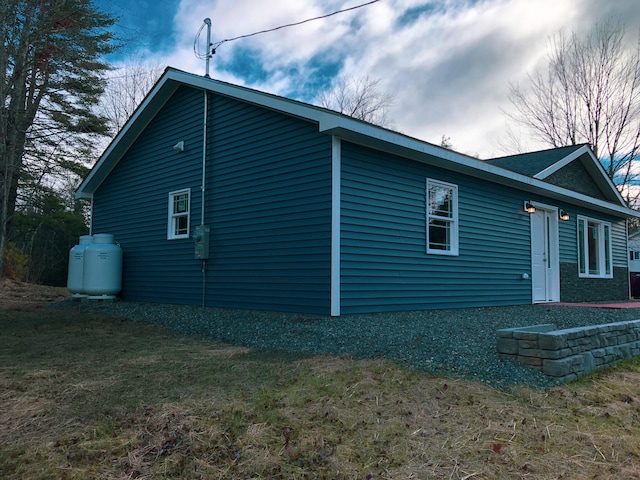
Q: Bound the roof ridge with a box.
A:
[486,143,588,162]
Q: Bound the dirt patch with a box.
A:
[0,278,70,309]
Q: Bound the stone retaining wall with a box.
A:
[497,320,640,383]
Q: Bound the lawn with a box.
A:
[2,297,640,478]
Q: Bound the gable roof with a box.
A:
[486,145,585,176]
[77,67,639,219]
[485,145,623,205]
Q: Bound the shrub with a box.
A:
[3,242,29,281]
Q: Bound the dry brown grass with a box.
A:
[2,285,640,478]
[0,278,69,308]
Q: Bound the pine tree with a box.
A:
[0,0,117,277]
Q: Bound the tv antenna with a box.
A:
[193,1,381,78]
[194,18,214,77]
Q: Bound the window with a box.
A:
[168,189,190,239]
[426,179,458,255]
[577,215,612,278]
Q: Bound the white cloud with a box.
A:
[130,0,640,159]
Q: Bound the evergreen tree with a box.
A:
[1,0,117,278]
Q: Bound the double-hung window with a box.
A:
[577,215,612,278]
[168,189,190,239]
[426,179,458,255]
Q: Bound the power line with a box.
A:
[195,0,381,57]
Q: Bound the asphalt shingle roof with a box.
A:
[485,144,587,177]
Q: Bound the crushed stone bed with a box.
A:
[56,300,640,389]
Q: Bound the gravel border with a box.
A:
[57,300,640,389]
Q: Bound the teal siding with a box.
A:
[92,86,332,313]
[558,207,627,267]
[558,212,576,263]
[89,82,629,315]
[205,94,332,313]
[340,142,533,313]
[93,86,204,304]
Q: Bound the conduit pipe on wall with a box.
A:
[201,90,208,227]
[89,196,94,235]
[200,89,209,307]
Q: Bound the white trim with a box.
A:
[168,188,191,240]
[533,145,625,206]
[76,68,640,220]
[76,74,179,199]
[577,214,614,278]
[318,118,636,218]
[534,145,590,179]
[331,136,341,317]
[529,202,560,303]
[426,178,459,256]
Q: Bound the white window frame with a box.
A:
[168,188,191,240]
[577,215,613,278]
[426,178,459,256]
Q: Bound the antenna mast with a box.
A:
[203,18,212,77]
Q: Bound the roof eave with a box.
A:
[76,69,181,199]
[76,68,330,199]
[320,119,640,219]
[78,67,639,220]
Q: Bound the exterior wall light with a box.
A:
[559,209,569,221]
[524,201,536,213]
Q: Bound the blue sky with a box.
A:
[98,0,640,158]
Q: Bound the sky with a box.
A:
[98,0,640,159]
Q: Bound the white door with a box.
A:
[531,208,560,303]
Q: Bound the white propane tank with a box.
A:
[83,233,122,299]
[67,235,93,298]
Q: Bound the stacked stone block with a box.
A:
[497,320,640,383]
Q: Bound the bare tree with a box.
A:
[507,20,640,204]
[100,60,165,133]
[317,76,396,127]
[440,135,453,149]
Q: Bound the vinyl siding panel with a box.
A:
[92,85,204,304]
[89,80,630,315]
[340,142,533,313]
[92,86,332,312]
[205,94,332,313]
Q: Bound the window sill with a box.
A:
[427,250,459,256]
[578,274,613,279]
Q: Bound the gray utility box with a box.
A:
[194,224,210,260]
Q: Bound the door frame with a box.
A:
[529,202,561,303]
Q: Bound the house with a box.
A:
[628,231,640,272]
[76,67,640,316]
[628,231,640,297]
